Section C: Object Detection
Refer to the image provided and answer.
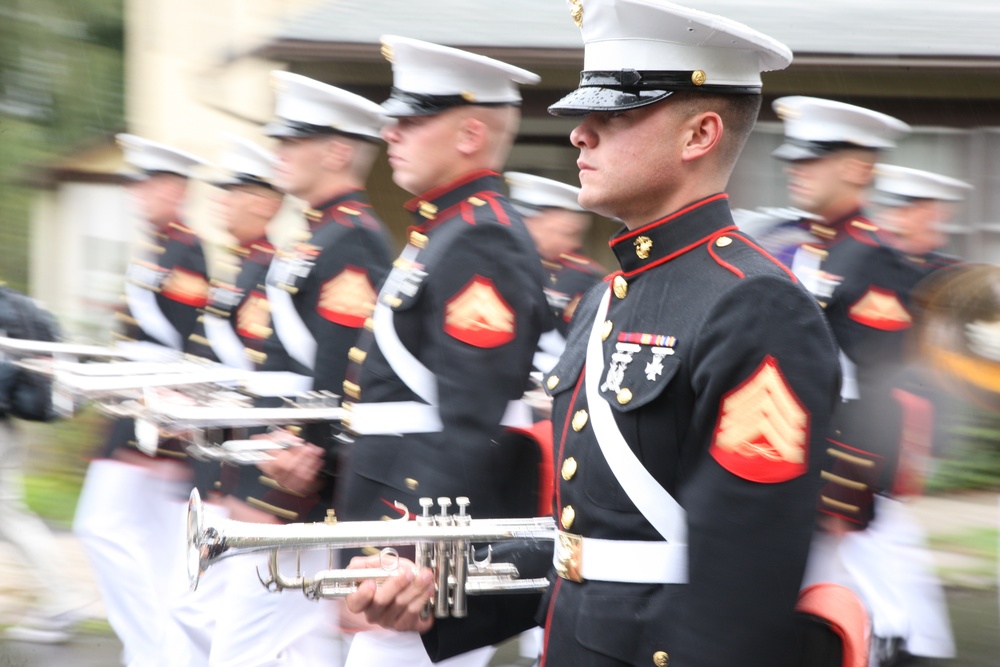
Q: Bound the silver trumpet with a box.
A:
[133,389,345,463]
[187,489,555,618]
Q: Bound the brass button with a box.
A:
[561,505,576,530]
[547,375,560,390]
[343,380,361,400]
[404,478,419,491]
[409,230,428,248]
[572,410,588,432]
[601,319,614,341]
[715,236,732,247]
[348,347,367,364]
[467,196,486,206]
[561,457,578,481]
[653,651,669,667]
[612,275,628,299]
[633,235,652,259]
[364,317,374,331]
[617,388,633,405]
[417,201,438,220]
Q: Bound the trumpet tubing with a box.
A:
[187,489,555,618]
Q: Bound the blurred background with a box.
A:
[2,1,1000,664]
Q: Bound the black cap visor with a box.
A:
[209,173,276,191]
[548,70,759,117]
[381,88,516,118]
[772,138,879,162]
[263,119,381,143]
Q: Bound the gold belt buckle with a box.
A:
[555,530,583,583]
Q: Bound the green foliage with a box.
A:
[0,0,124,291]
[927,405,1000,494]
[19,405,108,526]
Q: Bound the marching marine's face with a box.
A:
[782,150,873,220]
[126,173,187,228]
[570,103,687,228]
[381,110,464,195]
[883,199,951,256]
[272,136,331,201]
[524,208,590,261]
[217,185,280,246]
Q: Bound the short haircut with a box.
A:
[670,92,762,174]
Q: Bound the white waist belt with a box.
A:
[241,372,314,398]
[554,536,688,584]
[349,399,533,436]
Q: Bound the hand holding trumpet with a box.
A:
[344,554,437,634]
[254,430,325,496]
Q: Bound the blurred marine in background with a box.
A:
[72,134,211,667]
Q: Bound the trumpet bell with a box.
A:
[187,488,208,591]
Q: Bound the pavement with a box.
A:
[0,492,997,665]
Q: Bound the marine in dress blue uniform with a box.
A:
[73,134,213,666]
[252,72,393,523]
[338,35,549,667]
[771,101,963,663]
[345,3,841,666]
[505,171,606,340]
[206,82,393,667]
[767,97,917,522]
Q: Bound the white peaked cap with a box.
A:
[873,164,973,206]
[210,135,277,189]
[505,172,586,213]
[772,96,911,161]
[380,35,541,117]
[265,71,387,141]
[116,133,206,179]
[549,0,792,116]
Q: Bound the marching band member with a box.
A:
[169,135,285,665]
[336,36,549,667]
[73,134,211,667]
[766,97,958,665]
[345,2,841,666]
[799,164,974,665]
[204,74,393,667]
[505,171,606,374]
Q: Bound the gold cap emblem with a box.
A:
[602,319,614,341]
[572,410,589,432]
[691,70,707,86]
[380,41,394,62]
[715,236,733,247]
[653,651,670,667]
[561,457,578,481]
[617,388,633,405]
[546,375,560,390]
[634,235,653,260]
[561,505,576,530]
[569,0,584,27]
[460,90,477,103]
[612,275,628,299]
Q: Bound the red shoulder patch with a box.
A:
[161,267,208,307]
[317,267,377,327]
[710,355,809,483]
[848,287,912,331]
[443,275,516,348]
